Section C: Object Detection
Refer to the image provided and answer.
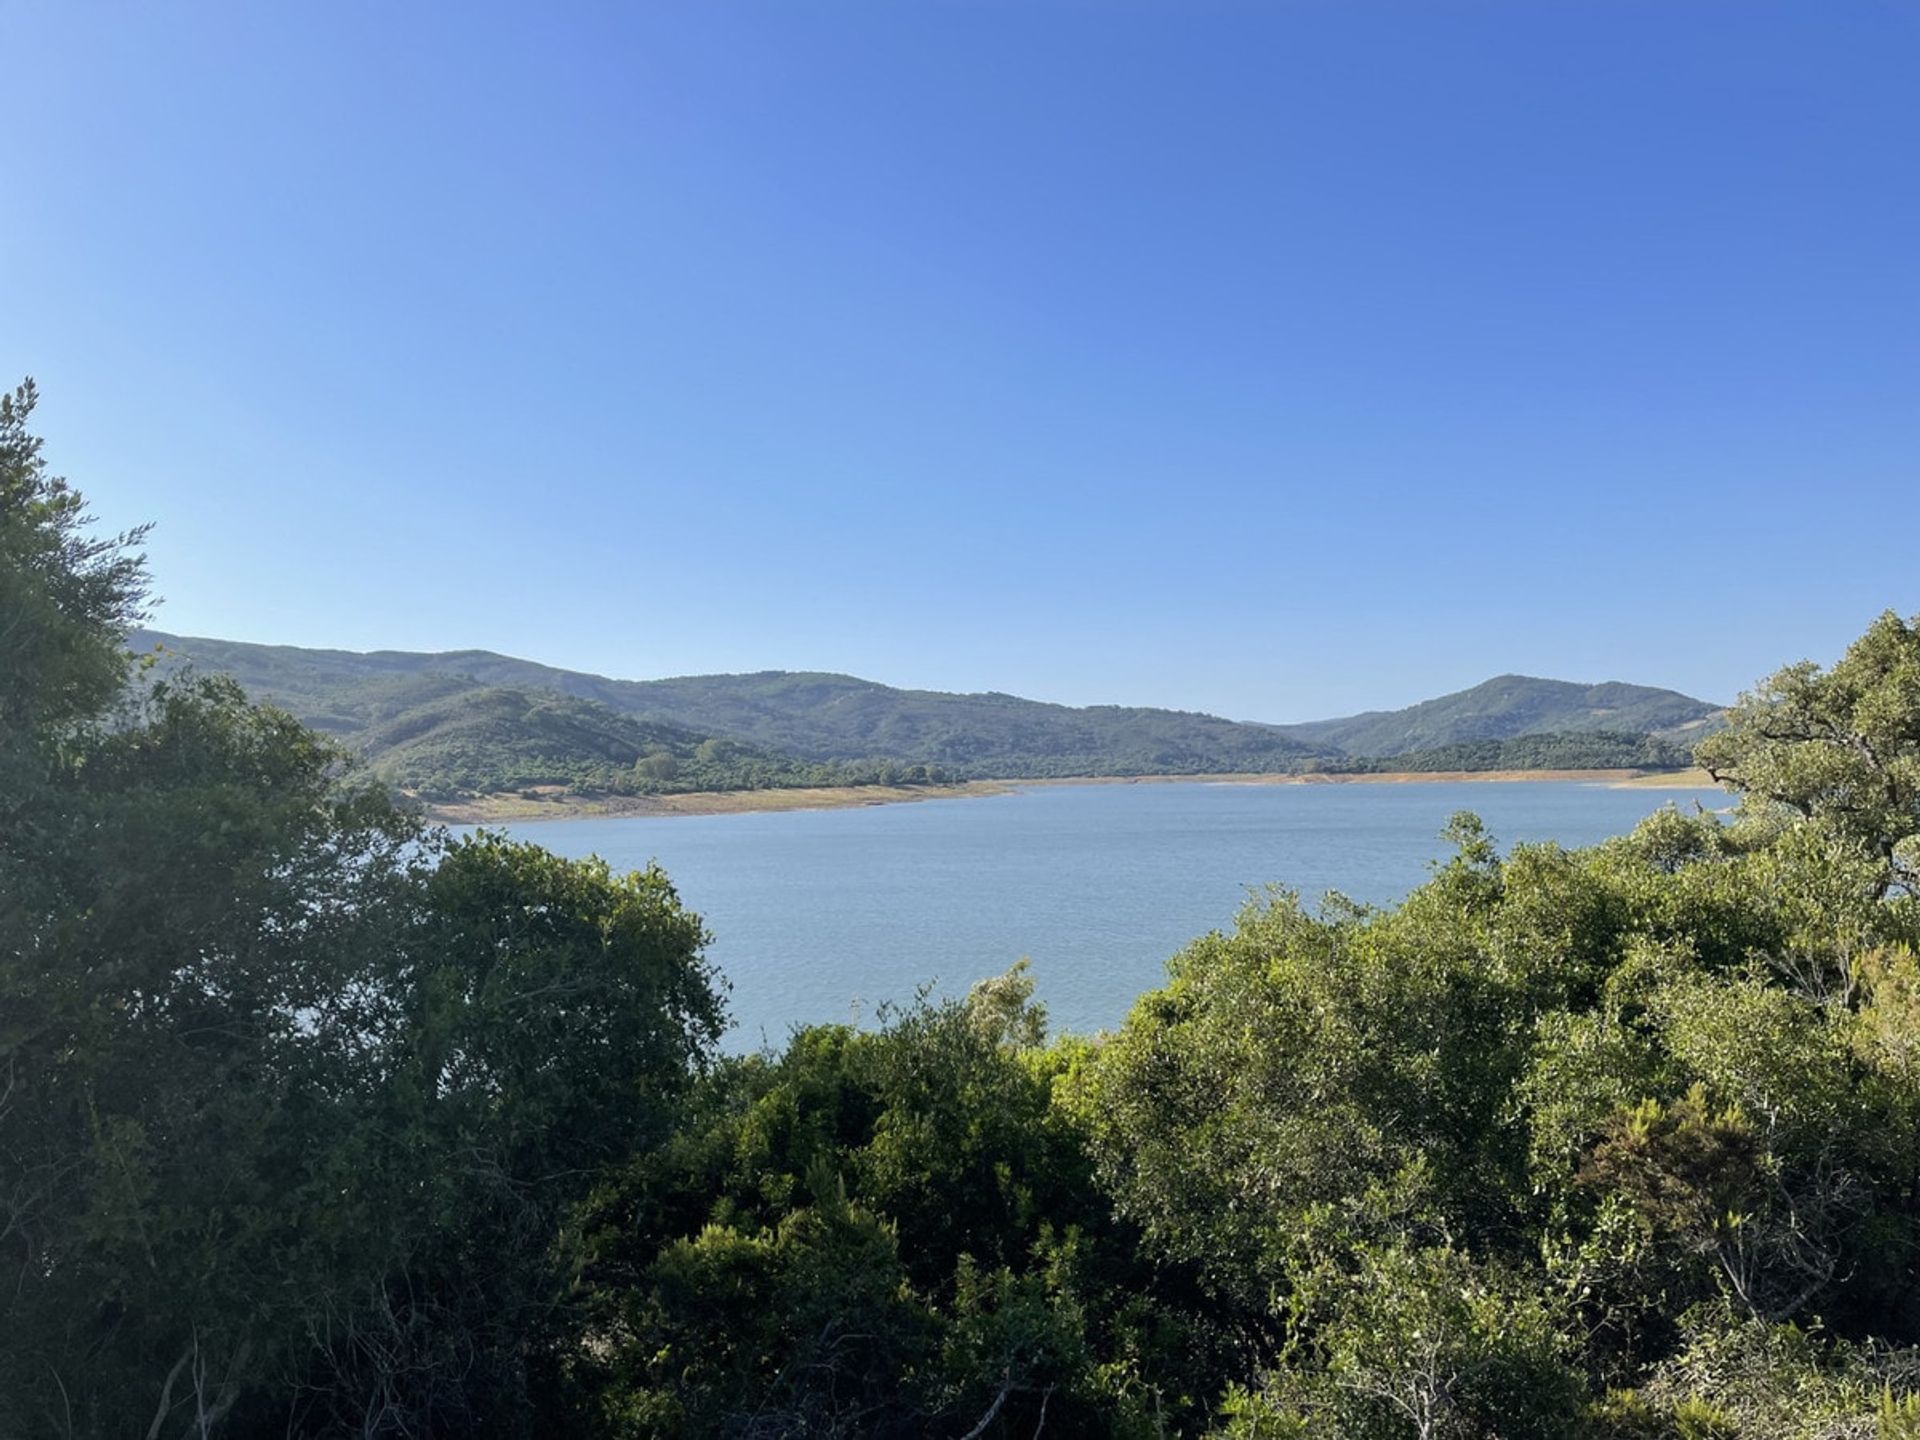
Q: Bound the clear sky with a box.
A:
[4,2,1915,722]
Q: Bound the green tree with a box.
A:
[1698,610,1920,898]
[287,836,723,1437]
[1221,1238,1582,1440]
[567,969,1215,1436]
[1,676,426,1436]
[0,385,728,1438]
[0,378,149,741]
[1069,818,1612,1326]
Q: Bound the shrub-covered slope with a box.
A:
[1279,673,1721,757]
[132,634,947,798]
[349,685,894,798]
[132,630,1714,785]
[1344,728,1696,773]
[133,629,1337,778]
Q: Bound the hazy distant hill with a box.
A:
[345,686,852,799]
[610,671,1339,776]
[129,634,944,798]
[1344,730,1696,775]
[131,631,1718,789]
[1275,674,1721,758]
[132,630,1335,779]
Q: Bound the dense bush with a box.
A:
[3,384,728,1435]
[1334,728,1695,773]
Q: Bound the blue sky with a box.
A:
[4,2,1914,722]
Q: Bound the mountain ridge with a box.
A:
[129,630,1335,779]
[129,629,1720,789]
[1280,672,1723,757]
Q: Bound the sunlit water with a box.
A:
[479,780,1727,1050]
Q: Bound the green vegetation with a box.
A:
[350,681,949,799]
[139,628,1715,793]
[135,629,1338,781]
[3,384,724,1433]
[1697,612,1920,899]
[14,385,1918,1436]
[133,644,952,800]
[1336,728,1696,774]
[1283,673,1722,757]
[586,671,1339,776]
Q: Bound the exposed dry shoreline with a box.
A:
[421,780,1016,824]
[1018,767,1721,790]
[422,767,1723,825]
[1602,766,1718,789]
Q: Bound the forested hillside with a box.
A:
[1279,673,1722,756]
[11,386,1920,1436]
[1347,728,1696,774]
[335,684,945,798]
[131,638,951,799]
[581,668,1337,776]
[134,629,1337,780]
[135,628,1713,791]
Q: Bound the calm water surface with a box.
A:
[486,780,1727,1049]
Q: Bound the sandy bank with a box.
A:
[423,766,1724,825]
[1017,768,1721,790]
[422,780,1013,824]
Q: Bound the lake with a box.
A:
[487,779,1729,1049]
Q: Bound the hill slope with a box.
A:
[131,635,944,798]
[132,630,1336,779]
[346,686,877,799]
[131,631,1719,786]
[1345,730,1696,774]
[1277,674,1721,758]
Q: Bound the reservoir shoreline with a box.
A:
[423,767,1720,824]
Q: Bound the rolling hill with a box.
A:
[341,685,878,799]
[1342,730,1695,774]
[1275,674,1722,757]
[129,630,1721,792]
[131,630,1337,780]
[129,637,946,799]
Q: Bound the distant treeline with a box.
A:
[142,658,1699,801]
[138,628,1724,798]
[355,685,955,799]
[1328,728,1695,775]
[386,718,1691,800]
